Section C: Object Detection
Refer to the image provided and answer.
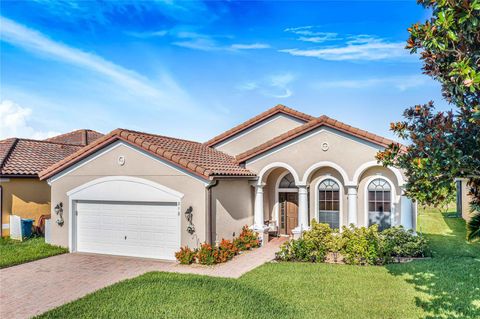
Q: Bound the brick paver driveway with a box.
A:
[0,238,285,319]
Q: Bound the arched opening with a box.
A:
[277,172,298,236]
[367,178,393,230]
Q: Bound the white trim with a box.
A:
[363,175,397,228]
[47,141,210,186]
[301,161,351,186]
[67,176,185,199]
[245,126,383,165]
[352,161,405,187]
[256,162,300,186]
[314,176,344,229]
[213,113,306,149]
[2,223,9,229]
[0,178,10,182]
[274,171,299,226]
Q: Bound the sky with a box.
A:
[0,0,450,142]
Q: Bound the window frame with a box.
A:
[314,176,343,230]
[364,176,395,230]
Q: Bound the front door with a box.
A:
[279,192,298,235]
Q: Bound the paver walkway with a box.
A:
[0,237,286,319]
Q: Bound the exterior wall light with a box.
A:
[54,202,64,226]
[184,206,195,234]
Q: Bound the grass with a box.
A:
[38,208,480,319]
[0,237,68,269]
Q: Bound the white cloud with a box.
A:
[238,73,295,98]
[0,16,193,109]
[285,26,339,43]
[0,100,60,139]
[126,30,168,38]
[230,43,270,50]
[280,35,410,61]
[313,75,431,91]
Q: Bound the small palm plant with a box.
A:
[467,210,480,242]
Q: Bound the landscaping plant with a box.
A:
[233,226,260,251]
[175,246,196,265]
[196,243,216,265]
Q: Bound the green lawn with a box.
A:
[0,237,68,269]
[38,209,480,319]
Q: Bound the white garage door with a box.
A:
[76,201,180,260]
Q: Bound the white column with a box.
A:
[298,185,309,228]
[400,189,413,230]
[347,186,358,226]
[253,184,266,230]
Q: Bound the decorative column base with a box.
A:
[251,225,270,245]
[291,225,310,240]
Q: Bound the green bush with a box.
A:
[196,243,216,265]
[381,226,429,259]
[233,226,260,251]
[276,223,429,266]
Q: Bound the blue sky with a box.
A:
[0,0,449,142]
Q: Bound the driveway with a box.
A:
[0,238,285,319]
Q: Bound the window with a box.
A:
[367,178,392,230]
[318,179,340,229]
[279,173,296,188]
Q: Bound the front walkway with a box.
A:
[0,237,286,319]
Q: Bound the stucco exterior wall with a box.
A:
[48,143,207,248]
[1,178,51,236]
[246,127,383,182]
[461,180,473,221]
[211,179,254,243]
[214,114,306,156]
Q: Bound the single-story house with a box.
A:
[38,105,416,261]
[0,130,103,236]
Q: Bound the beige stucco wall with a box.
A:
[214,114,305,156]
[246,127,382,182]
[1,178,51,236]
[48,144,208,248]
[211,179,254,243]
[461,180,473,221]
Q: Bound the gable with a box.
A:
[48,141,209,186]
[244,126,384,181]
[214,113,306,156]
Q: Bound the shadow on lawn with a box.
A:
[387,213,480,319]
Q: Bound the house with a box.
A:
[38,105,416,261]
[0,130,103,236]
[456,178,474,221]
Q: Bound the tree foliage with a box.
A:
[376,0,480,239]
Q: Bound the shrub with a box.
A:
[276,238,323,262]
[340,224,383,265]
[381,226,429,260]
[175,246,196,265]
[215,238,238,263]
[234,226,260,251]
[196,243,216,265]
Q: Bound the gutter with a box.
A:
[205,179,219,245]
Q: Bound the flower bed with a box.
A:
[175,226,260,265]
[275,220,429,265]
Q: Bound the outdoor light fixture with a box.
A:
[54,202,64,226]
[184,206,195,234]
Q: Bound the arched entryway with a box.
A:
[276,172,298,235]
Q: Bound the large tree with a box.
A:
[376,0,480,241]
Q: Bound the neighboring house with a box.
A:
[0,130,103,236]
[39,105,416,261]
[456,178,474,221]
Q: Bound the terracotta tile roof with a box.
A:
[39,129,255,181]
[45,129,103,146]
[204,104,315,147]
[236,115,405,162]
[0,139,83,176]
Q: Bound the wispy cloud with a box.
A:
[280,35,410,61]
[173,31,270,52]
[238,73,295,98]
[126,30,168,38]
[0,16,193,109]
[313,75,431,91]
[285,26,340,43]
[0,100,59,139]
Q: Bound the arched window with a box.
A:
[318,179,340,229]
[279,173,296,188]
[367,178,392,230]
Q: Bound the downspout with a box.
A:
[206,179,219,245]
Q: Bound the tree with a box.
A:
[376,0,480,241]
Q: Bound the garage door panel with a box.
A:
[76,201,180,260]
